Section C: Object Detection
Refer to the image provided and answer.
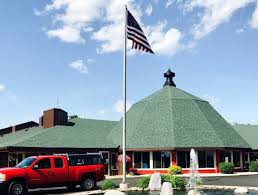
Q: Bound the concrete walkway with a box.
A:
[28,173,258,195]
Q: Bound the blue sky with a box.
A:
[0,0,258,128]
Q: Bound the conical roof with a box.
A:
[107,86,250,149]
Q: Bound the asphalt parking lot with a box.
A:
[26,175,258,195]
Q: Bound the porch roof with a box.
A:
[233,124,258,150]
[0,118,118,149]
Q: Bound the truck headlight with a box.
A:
[0,173,6,182]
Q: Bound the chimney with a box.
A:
[39,116,44,126]
[12,126,16,133]
[43,108,68,128]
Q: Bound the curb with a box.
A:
[198,185,258,192]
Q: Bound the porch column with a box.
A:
[171,150,177,165]
[150,152,153,169]
[216,150,221,173]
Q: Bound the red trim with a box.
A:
[137,168,217,175]
[216,150,221,173]
[171,150,177,165]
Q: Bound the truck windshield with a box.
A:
[16,157,36,168]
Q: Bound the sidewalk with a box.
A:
[106,172,258,179]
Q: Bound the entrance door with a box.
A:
[100,151,110,175]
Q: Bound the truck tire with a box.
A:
[8,181,28,195]
[81,176,96,191]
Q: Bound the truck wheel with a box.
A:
[8,181,28,195]
[81,176,96,191]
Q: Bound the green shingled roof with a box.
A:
[0,118,118,149]
[233,124,258,150]
[107,86,250,149]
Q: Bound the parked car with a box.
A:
[0,153,105,195]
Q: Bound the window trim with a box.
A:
[153,151,171,169]
[133,152,150,169]
[197,150,215,169]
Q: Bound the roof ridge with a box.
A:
[70,118,118,123]
[168,89,176,147]
[193,101,225,147]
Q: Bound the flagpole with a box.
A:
[120,4,128,189]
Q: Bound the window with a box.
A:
[177,151,190,168]
[198,151,214,168]
[249,152,258,162]
[54,158,64,168]
[37,158,51,169]
[133,152,150,168]
[68,155,102,166]
[220,151,232,163]
[233,151,241,167]
[153,151,171,168]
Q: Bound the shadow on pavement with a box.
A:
[28,187,88,195]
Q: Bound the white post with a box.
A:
[120,5,128,190]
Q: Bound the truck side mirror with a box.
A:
[32,164,39,170]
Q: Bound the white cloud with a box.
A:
[98,109,107,115]
[69,59,88,74]
[37,0,183,56]
[113,99,133,113]
[145,4,153,16]
[92,0,143,53]
[202,94,221,106]
[87,58,95,63]
[47,26,85,43]
[146,21,183,55]
[236,28,245,34]
[166,0,174,8]
[0,84,6,92]
[184,0,253,39]
[250,0,258,29]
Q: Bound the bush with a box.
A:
[168,165,183,175]
[249,161,258,172]
[137,177,150,189]
[161,174,171,183]
[137,174,186,190]
[219,162,234,174]
[101,180,118,190]
[166,175,186,190]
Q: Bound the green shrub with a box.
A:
[161,174,171,183]
[249,161,258,172]
[101,180,118,190]
[219,162,234,174]
[168,165,183,175]
[137,174,186,190]
[137,177,150,189]
[169,175,186,190]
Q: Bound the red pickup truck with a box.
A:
[0,154,105,195]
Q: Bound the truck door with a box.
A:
[50,157,68,185]
[28,158,52,187]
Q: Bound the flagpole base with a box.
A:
[119,182,129,190]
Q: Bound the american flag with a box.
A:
[127,10,154,54]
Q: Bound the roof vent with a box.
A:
[163,68,176,87]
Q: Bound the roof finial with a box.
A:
[163,68,176,87]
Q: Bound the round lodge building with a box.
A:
[0,69,257,175]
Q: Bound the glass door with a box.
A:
[100,151,110,175]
